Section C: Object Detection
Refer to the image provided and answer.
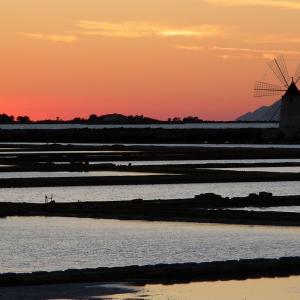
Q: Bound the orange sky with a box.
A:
[1,0,300,120]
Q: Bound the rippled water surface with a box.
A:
[0,181,299,203]
[93,159,300,166]
[1,217,300,273]
[215,166,300,173]
[218,166,300,173]
[5,142,300,149]
[231,206,300,213]
[0,171,165,179]
[0,150,135,154]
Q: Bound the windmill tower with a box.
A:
[254,56,300,140]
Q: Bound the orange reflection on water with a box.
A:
[112,276,300,300]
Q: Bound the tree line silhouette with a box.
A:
[0,113,204,124]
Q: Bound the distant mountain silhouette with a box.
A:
[237,100,281,121]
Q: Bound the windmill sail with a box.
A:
[254,81,285,97]
[268,56,290,88]
[254,56,300,139]
[294,63,300,85]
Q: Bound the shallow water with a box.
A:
[230,206,300,213]
[69,143,300,149]
[2,278,300,299]
[0,282,137,300]
[0,181,299,203]
[0,150,136,154]
[5,142,300,149]
[113,276,300,300]
[0,171,166,179]
[92,159,300,166]
[107,143,300,149]
[1,217,300,273]
[215,166,300,173]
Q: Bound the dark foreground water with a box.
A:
[1,277,300,300]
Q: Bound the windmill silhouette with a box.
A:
[254,56,300,139]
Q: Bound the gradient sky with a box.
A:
[1,0,300,120]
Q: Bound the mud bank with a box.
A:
[1,257,300,287]
[1,193,300,226]
[3,144,300,163]
[3,162,300,173]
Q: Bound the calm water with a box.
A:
[215,166,300,173]
[231,206,300,213]
[106,143,300,149]
[0,171,165,179]
[4,142,300,149]
[0,150,135,154]
[0,181,300,203]
[0,123,278,130]
[2,277,300,299]
[114,277,300,300]
[93,159,300,166]
[1,217,300,273]
[59,143,300,149]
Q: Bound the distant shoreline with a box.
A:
[0,125,281,143]
[0,121,279,130]
[0,111,280,125]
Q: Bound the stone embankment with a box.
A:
[1,193,300,226]
[1,257,300,287]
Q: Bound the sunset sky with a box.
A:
[1,0,300,120]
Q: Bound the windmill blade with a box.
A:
[276,56,290,85]
[268,56,290,88]
[294,63,300,84]
[254,81,286,97]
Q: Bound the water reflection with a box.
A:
[1,217,300,273]
[112,276,300,300]
[1,277,300,299]
[0,282,137,300]
[0,171,166,179]
[230,206,300,213]
[91,159,300,166]
[215,166,300,173]
[0,150,136,154]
